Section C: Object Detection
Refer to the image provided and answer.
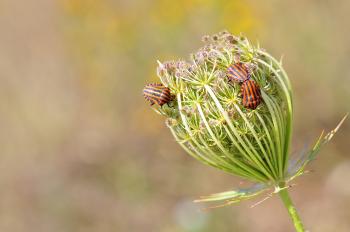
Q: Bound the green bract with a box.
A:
[149,31,346,206]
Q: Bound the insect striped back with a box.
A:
[143,83,172,106]
[241,79,262,110]
[227,62,250,83]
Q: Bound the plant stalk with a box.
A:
[278,184,305,232]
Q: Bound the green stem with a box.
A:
[278,184,305,232]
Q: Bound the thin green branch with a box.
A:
[278,183,305,232]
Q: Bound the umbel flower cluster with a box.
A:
[143,31,346,214]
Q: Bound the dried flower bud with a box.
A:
[165,118,178,127]
[145,31,346,209]
[202,35,210,42]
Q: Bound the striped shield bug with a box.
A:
[227,62,250,83]
[240,79,262,110]
[143,83,173,106]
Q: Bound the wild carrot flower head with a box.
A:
[144,31,346,204]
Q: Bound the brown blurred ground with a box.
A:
[0,0,349,231]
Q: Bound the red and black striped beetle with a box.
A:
[227,62,250,83]
[143,83,173,106]
[241,79,262,110]
[227,62,262,110]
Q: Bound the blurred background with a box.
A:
[0,0,349,231]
